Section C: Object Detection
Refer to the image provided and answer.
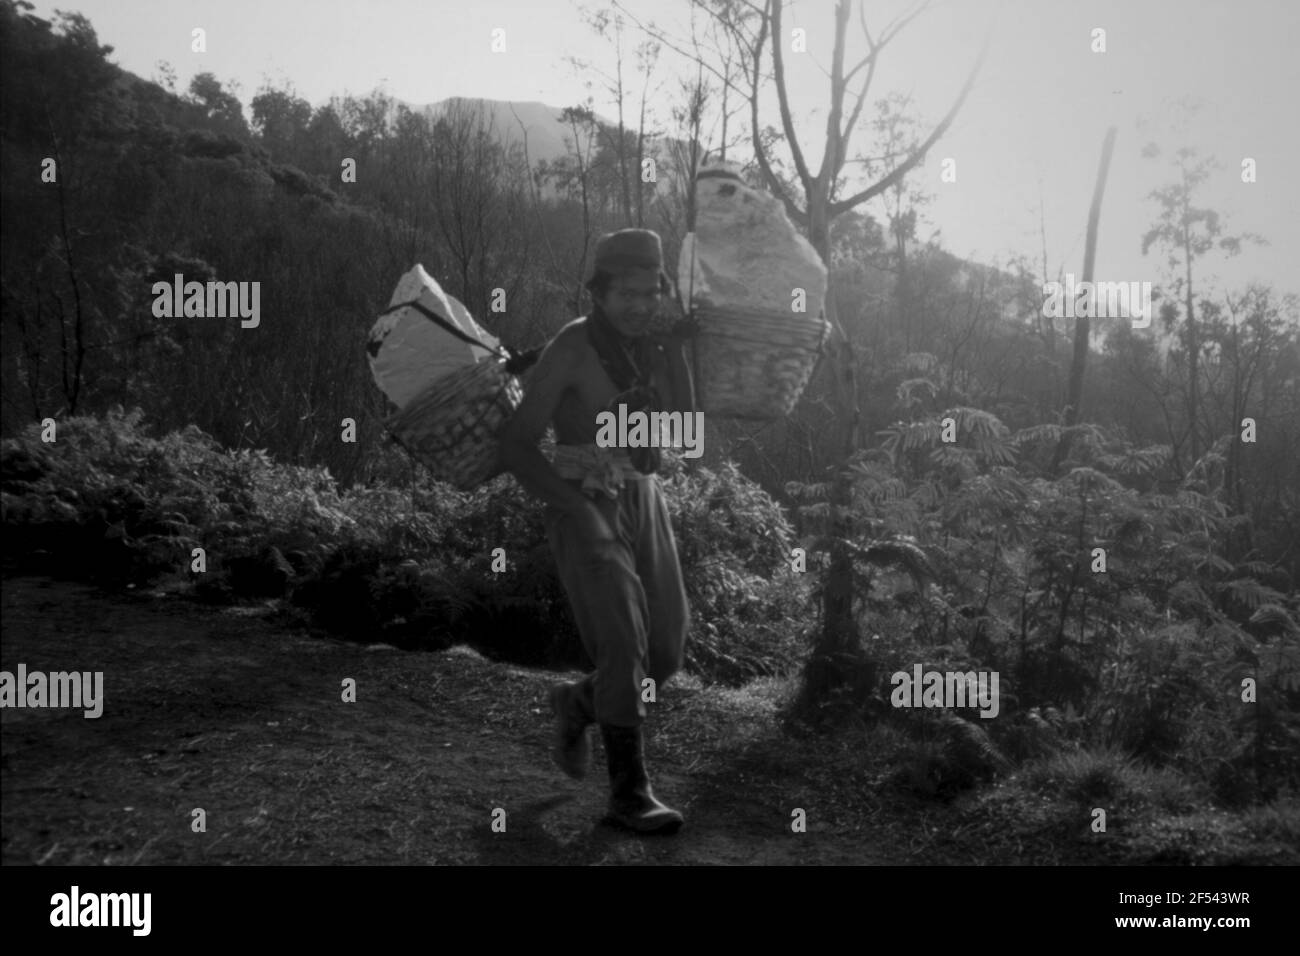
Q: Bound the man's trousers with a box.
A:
[544,475,689,728]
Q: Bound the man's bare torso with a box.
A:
[549,317,661,446]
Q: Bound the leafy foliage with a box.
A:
[783,390,1300,802]
[1,410,811,686]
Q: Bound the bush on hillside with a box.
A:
[1,408,813,684]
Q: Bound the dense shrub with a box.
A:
[1,409,813,684]
[659,454,810,684]
[783,404,1300,803]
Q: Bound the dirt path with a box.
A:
[2,574,903,865]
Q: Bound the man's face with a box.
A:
[596,270,662,337]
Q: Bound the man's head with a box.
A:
[586,229,672,337]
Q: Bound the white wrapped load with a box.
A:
[369,265,502,407]
[679,161,828,319]
[367,266,521,489]
[678,161,831,420]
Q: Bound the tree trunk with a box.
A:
[806,208,869,701]
[1052,126,1117,473]
[1184,223,1199,464]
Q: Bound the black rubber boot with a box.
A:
[600,724,683,835]
[549,678,594,780]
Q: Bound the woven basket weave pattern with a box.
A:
[385,359,522,489]
[694,306,829,420]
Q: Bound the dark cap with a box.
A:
[591,228,663,276]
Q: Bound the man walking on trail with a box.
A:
[498,229,694,835]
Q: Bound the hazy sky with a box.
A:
[32,0,1300,303]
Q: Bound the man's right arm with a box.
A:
[497,332,594,518]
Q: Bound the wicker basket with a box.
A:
[692,305,830,420]
[384,358,523,489]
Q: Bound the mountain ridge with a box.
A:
[404,96,619,167]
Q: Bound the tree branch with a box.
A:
[770,0,814,190]
[612,1,754,105]
[829,29,989,217]
[748,6,806,225]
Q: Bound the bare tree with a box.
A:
[1050,125,1117,474]
[569,9,665,228]
[553,104,600,313]
[1140,98,1266,469]
[864,91,933,352]
[652,7,753,248]
[619,0,988,703]
[428,100,532,322]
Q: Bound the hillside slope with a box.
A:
[0,575,892,865]
[4,573,1294,866]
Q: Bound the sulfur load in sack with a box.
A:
[367,265,523,490]
[679,161,831,420]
